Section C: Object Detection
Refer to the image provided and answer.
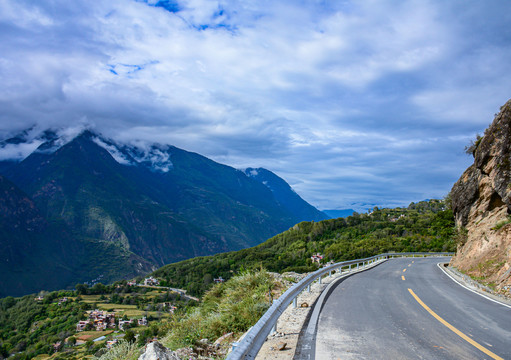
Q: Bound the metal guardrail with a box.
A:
[226,252,454,360]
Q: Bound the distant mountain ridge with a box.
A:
[322,209,355,218]
[244,167,327,222]
[0,128,327,297]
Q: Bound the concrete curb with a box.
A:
[437,262,511,309]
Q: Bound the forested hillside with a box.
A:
[154,199,455,296]
[0,129,326,297]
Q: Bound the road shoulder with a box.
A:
[438,263,511,308]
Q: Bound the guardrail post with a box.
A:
[271,321,277,334]
[357,263,359,270]
[307,284,311,292]
[329,270,332,277]
[319,275,322,284]
[293,297,297,308]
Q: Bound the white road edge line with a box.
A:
[437,262,511,310]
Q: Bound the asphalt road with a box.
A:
[311,257,511,360]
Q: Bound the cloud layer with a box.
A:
[1,0,511,210]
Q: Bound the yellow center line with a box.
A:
[402,275,405,281]
[408,288,504,360]
[403,268,407,272]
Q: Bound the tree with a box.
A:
[0,343,10,358]
[85,340,94,350]
[464,133,482,157]
[203,273,213,285]
[75,284,88,295]
[91,283,106,294]
[124,329,135,344]
[67,337,76,347]
[1,296,15,310]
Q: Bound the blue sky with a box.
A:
[1,0,511,211]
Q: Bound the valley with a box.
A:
[2,2,511,359]
[0,129,327,297]
[0,199,457,359]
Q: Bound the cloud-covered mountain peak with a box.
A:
[0,127,174,173]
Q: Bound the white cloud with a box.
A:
[0,141,43,161]
[1,0,511,209]
[92,137,132,165]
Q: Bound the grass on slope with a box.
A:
[96,270,280,359]
[161,270,278,350]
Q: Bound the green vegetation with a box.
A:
[161,270,276,350]
[492,216,511,230]
[154,199,455,297]
[0,283,194,360]
[0,290,83,359]
[1,131,327,298]
[464,133,483,157]
[96,340,139,360]
[1,199,456,359]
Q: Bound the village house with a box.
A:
[127,280,137,286]
[311,253,324,264]
[143,277,159,286]
[214,277,225,283]
[58,297,68,305]
[163,303,177,313]
[106,339,118,349]
[76,320,90,332]
[389,214,405,222]
[82,309,116,331]
[118,319,133,331]
[138,316,148,326]
[35,295,44,301]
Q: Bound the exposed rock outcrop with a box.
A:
[138,341,180,360]
[450,99,511,294]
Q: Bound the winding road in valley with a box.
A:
[303,257,511,359]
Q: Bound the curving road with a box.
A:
[302,257,511,359]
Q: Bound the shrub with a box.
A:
[95,340,139,360]
[162,270,276,350]
[492,217,511,231]
[464,134,483,157]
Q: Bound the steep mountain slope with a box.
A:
[154,200,454,296]
[244,167,328,222]
[0,175,78,297]
[450,99,511,293]
[0,129,325,296]
[0,172,156,297]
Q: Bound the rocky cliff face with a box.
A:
[450,99,511,293]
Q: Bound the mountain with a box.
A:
[0,174,73,297]
[450,99,511,293]
[0,173,152,298]
[0,128,326,297]
[244,167,328,222]
[322,209,355,218]
[153,199,455,296]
